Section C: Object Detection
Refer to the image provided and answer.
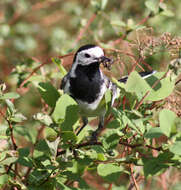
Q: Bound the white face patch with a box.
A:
[70,46,104,77]
[81,46,104,58]
[76,46,104,65]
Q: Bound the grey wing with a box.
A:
[109,82,118,106]
[103,74,119,106]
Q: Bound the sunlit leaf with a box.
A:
[97,163,123,182]
[38,82,60,108]
[159,109,177,137]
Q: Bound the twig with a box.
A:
[134,71,168,110]
[19,53,74,90]
[129,164,140,190]
[134,91,150,110]
[57,141,102,156]
[76,141,102,149]
[138,12,153,26]
[111,12,154,46]
[119,141,162,151]
[0,109,17,150]
[19,60,48,89]
[74,13,97,46]
[108,183,112,190]
[0,109,19,177]
[106,48,145,73]
[175,78,181,85]
[119,141,142,148]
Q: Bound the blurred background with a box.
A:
[0,0,181,79]
[0,0,181,189]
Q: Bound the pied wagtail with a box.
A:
[60,44,155,140]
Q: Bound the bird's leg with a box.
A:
[76,117,88,136]
[91,116,104,141]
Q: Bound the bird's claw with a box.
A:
[90,131,98,142]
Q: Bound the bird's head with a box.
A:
[73,44,113,68]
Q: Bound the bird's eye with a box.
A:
[84,53,91,58]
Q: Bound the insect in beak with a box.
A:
[98,56,114,70]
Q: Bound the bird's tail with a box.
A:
[118,70,156,83]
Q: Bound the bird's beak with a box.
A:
[98,56,113,69]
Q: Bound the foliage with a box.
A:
[0,0,181,190]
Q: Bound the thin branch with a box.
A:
[0,109,17,150]
[76,141,102,149]
[111,12,154,46]
[108,183,113,190]
[106,48,146,73]
[19,60,48,89]
[138,12,153,26]
[19,53,74,90]
[175,78,181,85]
[134,91,150,110]
[134,71,168,110]
[129,164,140,190]
[119,141,162,151]
[57,141,102,156]
[74,13,97,46]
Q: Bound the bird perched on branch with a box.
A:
[60,44,155,140]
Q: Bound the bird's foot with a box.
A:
[90,131,99,142]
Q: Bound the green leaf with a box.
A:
[61,131,77,144]
[5,99,15,116]
[112,109,141,133]
[105,89,112,112]
[159,109,177,137]
[0,92,20,100]
[18,147,30,157]
[46,138,60,157]
[111,20,126,27]
[125,72,174,102]
[143,157,168,177]
[170,141,181,155]
[28,169,51,185]
[106,119,121,129]
[17,148,33,167]
[33,113,53,126]
[33,139,51,158]
[0,157,18,165]
[92,146,107,161]
[102,129,123,150]
[97,163,123,182]
[18,157,33,167]
[0,174,8,186]
[159,2,174,17]
[145,0,159,13]
[101,0,108,10]
[145,127,163,139]
[45,127,58,142]
[133,119,146,134]
[0,152,7,162]
[146,72,175,101]
[56,182,72,190]
[38,82,60,108]
[105,89,111,105]
[161,10,174,17]
[125,71,151,99]
[52,94,77,121]
[11,113,27,123]
[52,58,67,76]
[52,94,79,131]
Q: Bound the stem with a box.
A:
[129,164,140,190]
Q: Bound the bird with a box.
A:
[60,44,155,140]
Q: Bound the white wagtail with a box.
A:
[60,44,155,140]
